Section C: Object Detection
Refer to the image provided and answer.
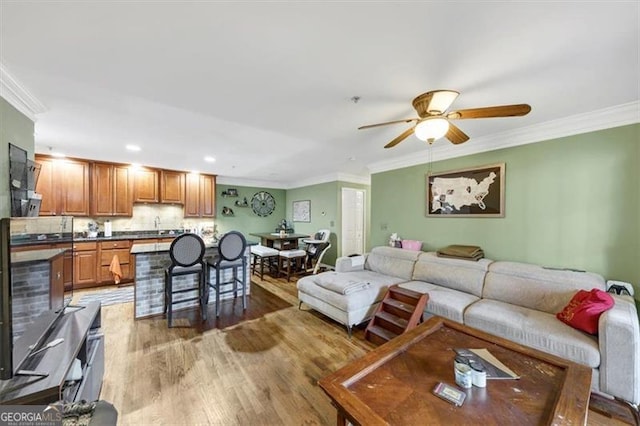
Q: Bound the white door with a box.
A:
[341,188,365,256]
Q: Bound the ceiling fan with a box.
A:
[358,90,531,148]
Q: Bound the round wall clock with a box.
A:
[251,191,276,217]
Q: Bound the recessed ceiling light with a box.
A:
[48,146,65,158]
[204,156,216,163]
[126,144,141,152]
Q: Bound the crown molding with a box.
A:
[335,173,371,186]
[215,175,289,190]
[288,172,371,189]
[217,171,371,191]
[367,101,640,175]
[0,63,47,121]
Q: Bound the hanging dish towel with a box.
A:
[109,254,123,284]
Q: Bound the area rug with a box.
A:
[78,286,134,307]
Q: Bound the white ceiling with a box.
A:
[1,2,639,188]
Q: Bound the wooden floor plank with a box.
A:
[94,276,634,425]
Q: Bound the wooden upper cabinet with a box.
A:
[35,156,57,216]
[60,160,90,216]
[91,163,114,216]
[200,174,216,217]
[160,170,185,204]
[35,155,90,216]
[113,165,133,215]
[184,173,201,217]
[133,167,159,203]
[184,173,216,218]
[91,162,133,216]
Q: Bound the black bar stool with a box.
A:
[164,233,206,327]
[205,231,247,318]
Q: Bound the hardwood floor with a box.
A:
[94,275,634,425]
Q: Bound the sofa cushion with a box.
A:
[483,261,606,314]
[465,299,601,368]
[297,270,406,311]
[365,247,421,280]
[398,281,480,324]
[412,252,492,297]
[557,289,614,335]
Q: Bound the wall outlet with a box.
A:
[606,280,634,296]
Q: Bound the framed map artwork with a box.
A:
[293,200,311,222]
[427,163,505,217]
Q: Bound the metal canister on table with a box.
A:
[454,356,472,389]
[470,362,487,388]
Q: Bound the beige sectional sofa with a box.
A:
[296,246,640,406]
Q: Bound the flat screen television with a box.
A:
[0,217,74,380]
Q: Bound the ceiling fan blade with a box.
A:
[445,122,470,145]
[447,104,531,120]
[412,90,460,117]
[358,118,418,130]
[384,127,416,149]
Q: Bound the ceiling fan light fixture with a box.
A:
[414,117,449,143]
[427,90,459,114]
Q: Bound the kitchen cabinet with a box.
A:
[73,241,98,288]
[133,167,159,203]
[91,162,133,216]
[36,158,56,216]
[160,170,185,204]
[98,240,132,284]
[35,155,90,216]
[184,173,216,218]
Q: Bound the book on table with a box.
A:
[454,348,520,380]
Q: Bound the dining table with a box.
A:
[249,232,310,250]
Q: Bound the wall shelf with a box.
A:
[234,197,249,207]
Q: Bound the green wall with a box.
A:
[371,124,640,299]
[215,184,287,243]
[0,97,35,217]
[286,181,370,265]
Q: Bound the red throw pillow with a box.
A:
[556,289,614,335]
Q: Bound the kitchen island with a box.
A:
[131,240,254,319]
[10,248,68,337]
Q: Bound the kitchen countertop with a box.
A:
[11,248,68,264]
[11,230,184,246]
[131,240,257,254]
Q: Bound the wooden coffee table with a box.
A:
[319,317,591,425]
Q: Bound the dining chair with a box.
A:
[205,231,248,318]
[164,233,206,327]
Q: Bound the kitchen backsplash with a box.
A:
[74,205,214,234]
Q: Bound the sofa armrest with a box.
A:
[598,296,640,405]
[335,255,367,273]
